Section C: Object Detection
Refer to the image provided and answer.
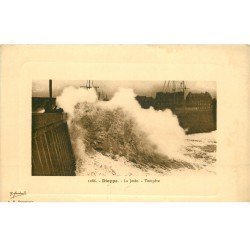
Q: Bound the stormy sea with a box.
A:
[56,87,216,176]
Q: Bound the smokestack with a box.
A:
[49,79,52,110]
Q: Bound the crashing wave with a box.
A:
[57,86,215,175]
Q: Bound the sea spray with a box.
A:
[70,102,180,169]
[99,88,186,159]
[56,86,97,115]
[56,86,213,173]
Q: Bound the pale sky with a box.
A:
[32,80,216,98]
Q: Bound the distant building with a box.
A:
[154,91,185,110]
[136,91,213,111]
[135,96,154,109]
[185,92,212,110]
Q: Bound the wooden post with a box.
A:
[49,79,53,110]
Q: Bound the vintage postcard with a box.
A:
[0,45,249,201]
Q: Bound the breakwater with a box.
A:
[32,113,76,176]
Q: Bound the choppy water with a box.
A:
[182,131,216,169]
[75,131,216,176]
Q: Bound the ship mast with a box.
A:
[163,80,187,93]
[162,81,188,107]
[80,80,99,91]
[80,80,103,100]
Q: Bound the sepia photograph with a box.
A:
[32,79,217,176]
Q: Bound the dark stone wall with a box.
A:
[174,109,216,134]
